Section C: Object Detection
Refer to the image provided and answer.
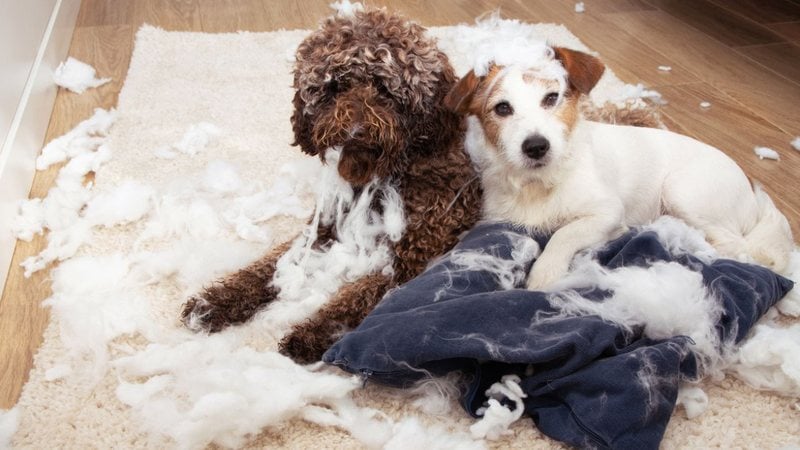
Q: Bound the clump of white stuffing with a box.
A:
[384,417,486,450]
[548,218,728,376]
[329,0,363,17]
[700,101,711,109]
[35,107,116,170]
[791,137,800,151]
[470,375,526,440]
[262,147,406,334]
[407,373,463,416]
[114,335,364,449]
[754,146,779,160]
[471,37,567,98]
[18,178,153,278]
[616,83,665,104]
[657,65,672,72]
[12,108,125,277]
[574,2,585,13]
[455,12,568,99]
[732,324,800,397]
[444,233,540,291]
[53,57,111,94]
[83,180,155,227]
[676,385,709,419]
[174,122,221,156]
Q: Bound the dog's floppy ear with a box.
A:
[444,70,481,115]
[290,90,318,156]
[553,47,605,95]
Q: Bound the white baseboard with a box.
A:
[0,0,81,293]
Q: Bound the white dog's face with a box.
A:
[445,47,605,183]
[475,67,577,178]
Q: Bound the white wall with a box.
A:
[0,0,81,294]
[0,1,57,150]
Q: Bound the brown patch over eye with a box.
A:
[494,101,513,117]
[555,94,579,132]
[541,92,559,108]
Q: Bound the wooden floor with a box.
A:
[2,0,799,409]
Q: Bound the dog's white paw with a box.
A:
[526,261,568,291]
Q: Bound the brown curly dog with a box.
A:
[180,7,662,364]
[180,8,481,363]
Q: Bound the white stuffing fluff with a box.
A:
[0,407,20,449]
[474,41,567,98]
[53,57,111,94]
[407,373,463,416]
[732,324,800,397]
[174,122,221,156]
[616,83,665,104]
[470,375,526,440]
[35,108,116,170]
[302,398,485,450]
[11,199,45,242]
[641,216,718,264]
[700,101,711,108]
[384,417,486,450]
[83,180,155,227]
[548,218,727,376]
[114,335,364,449]
[138,160,309,247]
[443,232,540,291]
[754,146,780,160]
[44,254,153,381]
[676,385,709,419]
[451,13,568,98]
[14,108,118,275]
[258,147,406,335]
[19,162,157,278]
[657,65,672,72]
[574,2,585,13]
[792,137,800,151]
[329,0,364,17]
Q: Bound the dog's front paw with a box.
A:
[181,295,227,333]
[278,321,339,365]
[526,260,568,291]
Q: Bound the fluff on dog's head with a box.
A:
[444,44,604,183]
[291,8,459,186]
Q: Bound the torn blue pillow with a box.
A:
[323,221,793,449]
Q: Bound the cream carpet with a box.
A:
[7,19,800,450]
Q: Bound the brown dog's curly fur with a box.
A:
[180,8,664,364]
[181,8,482,363]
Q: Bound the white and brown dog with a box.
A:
[444,44,794,290]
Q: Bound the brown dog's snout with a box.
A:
[312,86,398,150]
[522,135,550,160]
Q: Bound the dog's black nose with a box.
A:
[522,135,550,160]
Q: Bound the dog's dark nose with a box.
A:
[522,135,550,160]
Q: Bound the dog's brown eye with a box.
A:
[494,101,513,117]
[541,92,559,108]
[326,80,340,94]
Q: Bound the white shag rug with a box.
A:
[4,17,800,450]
